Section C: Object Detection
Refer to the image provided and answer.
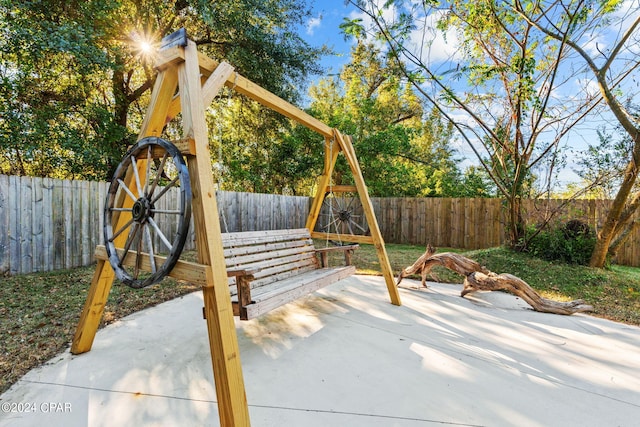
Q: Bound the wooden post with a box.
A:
[178,40,250,426]
[333,131,401,306]
[72,42,250,425]
[71,67,180,355]
[305,130,401,306]
[306,136,340,231]
[70,260,115,353]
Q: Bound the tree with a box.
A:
[457,165,497,198]
[208,93,322,195]
[305,40,465,197]
[575,111,640,259]
[345,0,607,249]
[0,0,326,179]
[0,0,122,178]
[505,0,640,267]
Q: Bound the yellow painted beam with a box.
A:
[326,185,358,193]
[164,53,333,138]
[70,260,115,354]
[225,72,333,138]
[139,67,180,138]
[93,245,209,286]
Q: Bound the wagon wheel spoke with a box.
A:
[121,222,141,261]
[325,216,343,231]
[346,196,359,211]
[110,217,135,242]
[134,228,144,279]
[130,156,144,197]
[151,209,182,215]
[352,221,368,234]
[144,225,157,274]
[144,145,152,197]
[117,179,139,203]
[148,217,173,251]
[345,221,355,235]
[150,175,180,205]
[147,152,168,198]
[333,196,346,212]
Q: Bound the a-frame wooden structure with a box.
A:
[71,34,401,426]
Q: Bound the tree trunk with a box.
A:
[397,246,593,315]
[590,137,640,267]
[507,196,526,250]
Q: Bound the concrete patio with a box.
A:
[1,275,639,426]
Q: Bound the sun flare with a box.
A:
[129,30,159,63]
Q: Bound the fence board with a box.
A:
[465,198,474,249]
[65,181,82,268]
[41,178,53,272]
[20,176,33,273]
[32,177,44,272]
[0,175,8,274]
[80,180,91,266]
[52,179,64,271]
[9,176,19,274]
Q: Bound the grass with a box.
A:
[1,243,639,394]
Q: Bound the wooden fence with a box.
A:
[1,175,638,275]
[372,197,640,266]
[0,175,310,275]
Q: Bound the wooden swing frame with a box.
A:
[70,33,401,426]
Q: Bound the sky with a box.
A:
[301,1,357,77]
[296,1,640,191]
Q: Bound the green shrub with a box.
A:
[525,220,596,265]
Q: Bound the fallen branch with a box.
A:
[397,246,593,315]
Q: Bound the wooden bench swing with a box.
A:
[94,228,358,320]
[223,228,358,320]
[71,28,400,427]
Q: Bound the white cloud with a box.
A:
[408,11,463,65]
[580,1,640,57]
[348,5,461,66]
[614,0,640,26]
[306,15,322,35]
[574,77,601,99]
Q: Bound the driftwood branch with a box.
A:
[397,245,593,315]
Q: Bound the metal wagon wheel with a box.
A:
[104,137,191,288]
[318,190,369,244]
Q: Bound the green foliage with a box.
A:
[524,220,597,266]
[0,0,326,180]
[455,165,497,197]
[211,96,323,195]
[304,40,479,197]
[339,18,366,40]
